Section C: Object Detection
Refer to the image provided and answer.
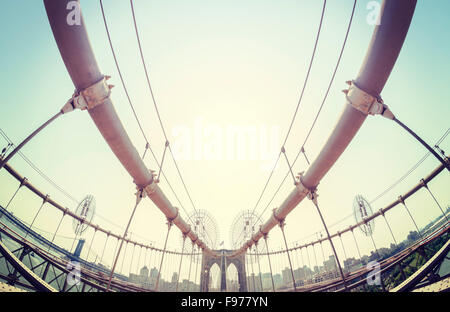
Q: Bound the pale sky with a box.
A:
[0,0,449,282]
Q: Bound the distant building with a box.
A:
[293,267,306,281]
[344,257,362,272]
[261,273,273,290]
[149,267,158,278]
[254,275,262,291]
[171,272,178,284]
[282,267,293,286]
[140,266,149,279]
[273,274,282,289]
[324,255,337,272]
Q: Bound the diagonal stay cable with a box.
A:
[288,127,449,248]
[369,127,450,204]
[129,0,200,217]
[0,128,79,204]
[248,0,328,223]
[128,2,215,251]
[0,127,164,247]
[248,0,357,234]
[99,0,195,227]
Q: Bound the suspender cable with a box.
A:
[99,233,110,264]
[263,234,275,292]
[193,246,200,291]
[49,213,65,249]
[249,249,256,291]
[249,0,327,226]
[187,242,194,291]
[399,196,422,237]
[311,197,347,290]
[86,228,97,262]
[350,229,362,261]
[254,244,264,292]
[240,0,418,256]
[155,219,173,291]
[176,235,187,292]
[107,190,144,291]
[0,112,64,172]
[278,219,296,291]
[392,117,449,171]
[381,213,397,245]
[129,243,136,276]
[338,233,348,261]
[421,180,448,222]
[4,181,25,211]
[135,244,142,274]
[249,0,356,232]
[26,195,49,238]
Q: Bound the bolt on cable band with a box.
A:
[62,75,113,113]
[343,80,394,119]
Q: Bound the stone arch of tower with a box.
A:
[200,250,247,292]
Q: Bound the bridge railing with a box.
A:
[244,161,449,292]
[0,161,203,291]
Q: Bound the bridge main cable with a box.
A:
[234,0,418,256]
[43,0,211,255]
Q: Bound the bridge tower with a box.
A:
[200,250,247,292]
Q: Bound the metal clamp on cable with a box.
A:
[343,80,394,119]
[144,173,159,196]
[295,171,310,196]
[167,207,179,224]
[182,225,191,237]
[61,75,113,114]
[295,172,318,203]
[135,187,146,203]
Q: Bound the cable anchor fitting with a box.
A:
[343,80,394,120]
[272,208,285,229]
[61,75,113,114]
[166,207,179,226]
[143,170,160,196]
[134,187,146,204]
[295,172,318,205]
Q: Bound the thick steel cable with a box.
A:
[0,127,165,243]
[370,127,450,204]
[99,234,110,264]
[250,0,357,229]
[248,0,327,222]
[263,235,275,292]
[279,222,296,290]
[0,128,78,204]
[155,220,173,291]
[129,0,201,220]
[393,117,449,171]
[289,212,353,247]
[26,199,47,239]
[99,0,198,230]
[107,191,143,291]
[175,235,186,292]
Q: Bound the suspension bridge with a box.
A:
[0,0,449,293]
